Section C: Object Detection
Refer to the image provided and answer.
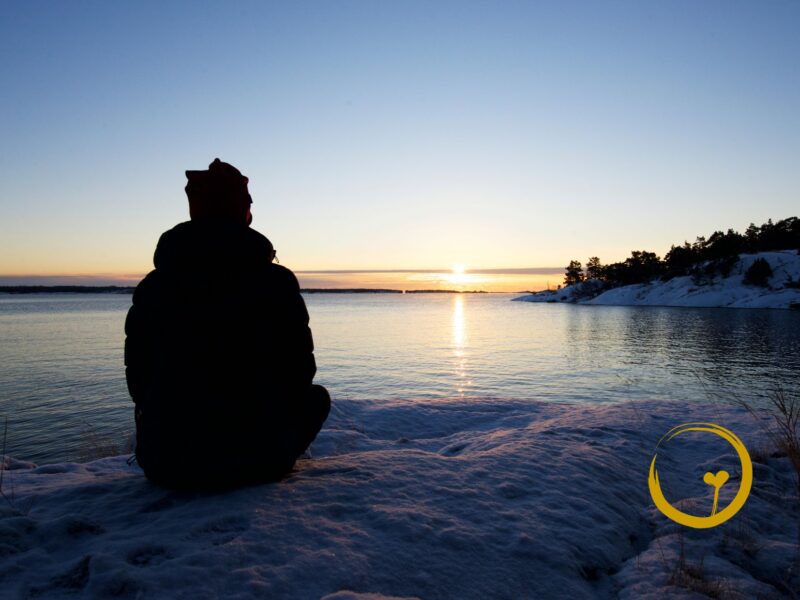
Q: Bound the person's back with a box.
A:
[125,159,330,489]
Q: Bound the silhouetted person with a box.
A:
[125,158,330,489]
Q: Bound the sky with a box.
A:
[1,1,798,291]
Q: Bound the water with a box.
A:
[1,293,799,464]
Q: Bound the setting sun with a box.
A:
[442,264,476,287]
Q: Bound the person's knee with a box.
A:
[309,384,331,422]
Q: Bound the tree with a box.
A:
[743,258,773,287]
[622,250,663,283]
[744,223,760,251]
[586,257,603,280]
[757,217,800,251]
[564,260,584,286]
[664,242,696,274]
[703,229,745,260]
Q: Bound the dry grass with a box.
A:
[733,389,800,599]
[769,390,800,498]
[722,518,766,560]
[668,532,734,599]
[735,389,800,498]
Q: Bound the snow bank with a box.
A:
[0,398,796,598]
[515,251,800,309]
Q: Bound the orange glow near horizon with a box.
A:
[294,270,559,292]
[0,268,564,293]
[441,264,477,287]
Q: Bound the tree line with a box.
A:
[564,216,800,287]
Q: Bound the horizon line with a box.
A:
[0,284,527,294]
[0,267,564,278]
[293,267,564,275]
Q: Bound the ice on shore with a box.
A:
[515,251,800,309]
[0,397,797,598]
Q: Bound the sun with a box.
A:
[443,264,472,286]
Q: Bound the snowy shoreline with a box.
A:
[1,397,797,598]
[514,251,800,310]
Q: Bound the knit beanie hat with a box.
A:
[185,158,252,224]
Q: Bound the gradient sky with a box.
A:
[1,1,798,289]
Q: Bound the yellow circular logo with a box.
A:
[648,422,752,529]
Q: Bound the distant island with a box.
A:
[0,285,137,294]
[515,217,800,309]
[0,286,493,295]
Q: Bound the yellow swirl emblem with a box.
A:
[648,422,752,529]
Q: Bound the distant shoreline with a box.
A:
[0,286,136,294]
[514,250,800,309]
[0,285,500,295]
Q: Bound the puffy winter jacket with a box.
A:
[124,219,317,487]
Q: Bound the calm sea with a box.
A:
[1,292,799,464]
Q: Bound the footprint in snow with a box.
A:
[188,515,249,546]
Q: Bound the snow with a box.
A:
[1,397,797,598]
[514,251,800,309]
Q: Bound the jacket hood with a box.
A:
[153,220,274,271]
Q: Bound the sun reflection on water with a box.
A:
[452,295,471,397]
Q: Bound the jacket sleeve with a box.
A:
[124,274,156,404]
[272,265,317,389]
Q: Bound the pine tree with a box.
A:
[586,257,602,280]
[743,258,772,287]
[564,260,584,286]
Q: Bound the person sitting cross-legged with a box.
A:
[124,158,330,489]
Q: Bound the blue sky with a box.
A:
[1,1,798,287]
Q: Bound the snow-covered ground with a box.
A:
[515,251,800,309]
[1,397,797,599]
